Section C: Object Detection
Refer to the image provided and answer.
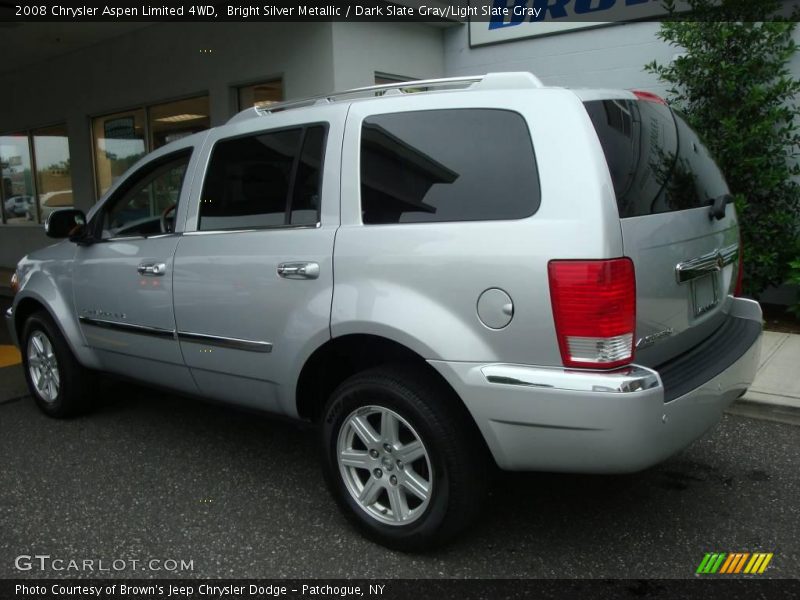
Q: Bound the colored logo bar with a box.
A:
[696,553,773,574]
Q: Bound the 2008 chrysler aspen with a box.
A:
[6,73,762,550]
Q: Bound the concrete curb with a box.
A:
[727,398,800,426]
[725,330,800,424]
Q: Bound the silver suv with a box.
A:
[5,73,762,550]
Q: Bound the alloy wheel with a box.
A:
[27,331,60,403]
[336,405,433,526]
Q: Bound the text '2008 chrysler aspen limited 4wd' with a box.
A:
[6,73,762,550]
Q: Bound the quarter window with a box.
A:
[360,109,540,224]
[198,125,326,231]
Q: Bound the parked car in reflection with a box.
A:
[26,190,73,221]
[4,195,33,217]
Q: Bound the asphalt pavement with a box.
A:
[1,298,798,579]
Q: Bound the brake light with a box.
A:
[633,90,667,105]
[548,258,636,369]
[734,235,744,297]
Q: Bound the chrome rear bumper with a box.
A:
[430,298,762,473]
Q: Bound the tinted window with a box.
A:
[584,99,728,218]
[360,109,539,224]
[670,112,727,207]
[291,126,325,226]
[199,125,326,231]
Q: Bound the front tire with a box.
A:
[21,310,93,418]
[320,365,488,551]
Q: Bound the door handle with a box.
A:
[277,262,319,280]
[137,262,167,276]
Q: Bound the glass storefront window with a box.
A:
[374,73,424,96]
[92,109,147,198]
[0,133,36,225]
[33,125,74,224]
[92,97,210,199]
[149,96,210,149]
[238,80,283,110]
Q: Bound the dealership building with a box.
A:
[2,13,800,269]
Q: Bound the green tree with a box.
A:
[646,0,800,296]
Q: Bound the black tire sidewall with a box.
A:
[21,312,85,417]
[321,373,455,550]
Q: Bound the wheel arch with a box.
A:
[12,290,100,370]
[296,333,483,443]
[14,296,52,341]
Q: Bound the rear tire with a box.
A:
[21,310,93,418]
[320,364,488,551]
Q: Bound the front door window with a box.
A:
[100,153,189,239]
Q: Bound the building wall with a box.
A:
[0,22,444,268]
[445,21,800,93]
[331,21,445,90]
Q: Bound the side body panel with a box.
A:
[332,89,623,366]
[71,135,207,394]
[171,105,346,415]
[11,242,102,370]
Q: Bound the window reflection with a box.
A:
[585,99,727,218]
[92,96,210,198]
[33,124,74,223]
[149,96,210,149]
[92,109,147,198]
[238,80,283,110]
[0,134,36,225]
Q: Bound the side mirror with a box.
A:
[45,208,87,240]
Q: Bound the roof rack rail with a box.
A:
[227,72,544,124]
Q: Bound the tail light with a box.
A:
[633,90,667,105]
[734,230,744,297]
[548,258,636,369]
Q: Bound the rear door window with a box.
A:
[360,109,540,224]
[584,99,727,218]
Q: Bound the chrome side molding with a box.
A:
[177,331,273,353]
[675,243,738,284]
[482,363,661,394]
[78,317,273,353]
[78,316,176,339]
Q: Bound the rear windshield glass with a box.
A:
[360,109,540,224]
[584,99,728,218]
